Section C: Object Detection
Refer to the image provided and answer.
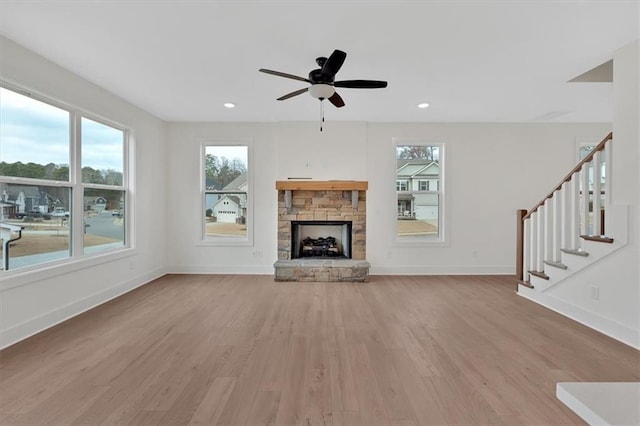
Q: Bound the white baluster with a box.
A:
[571,176,581,249]
[523,217,530,277]
[592,151,602,236]
[530,211,538,274]
[544,199,553,264]
[604,140,612,206]
[580,163,590,239]
[537,207,545,272]
[562,181,571,250]
[553,192,562,262]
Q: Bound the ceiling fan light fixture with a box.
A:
[308,84,335,100]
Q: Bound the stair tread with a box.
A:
[580,235,614,243]
[561,248,590,257]
[528,270,550,280]
[517,280,534,289]
[544,260,568,270]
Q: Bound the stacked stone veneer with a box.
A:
[275,189,370,282]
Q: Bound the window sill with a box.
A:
[1,247,137,291]
[196,238,253,247]
[393,238,449,248]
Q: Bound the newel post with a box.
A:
[516,209,527,282]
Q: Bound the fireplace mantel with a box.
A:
[276,181,368,209]
[275,180,368,191]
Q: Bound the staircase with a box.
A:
[516,132,628,292]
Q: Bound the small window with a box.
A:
[395,142,444,242]
[202,144,251,245]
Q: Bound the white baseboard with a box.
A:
[169,264,515,276]
[166,264,274,275]
[518,289,640,350]
[369,265,515,275]
[0,267,167,350]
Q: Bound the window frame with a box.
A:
[396,180,409,191]
[392,138,447,246]
[199,140,253,247]
[0,81,133,275]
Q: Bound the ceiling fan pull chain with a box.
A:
[320,100,324,132]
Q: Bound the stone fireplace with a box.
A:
[274,181,370,282]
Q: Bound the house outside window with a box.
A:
[0,84,130,271]
[395,142,444,242]
[202,143,252,245]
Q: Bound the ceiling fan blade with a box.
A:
[321,50,347,79]
[328,92,345,108]
[334,79,388,89]
[277,87,309,101]
[259,68,311,83]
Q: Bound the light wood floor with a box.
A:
[1,275,638,425]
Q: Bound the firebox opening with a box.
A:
[291,221,353,259]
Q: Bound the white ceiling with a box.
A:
[0,1,638,123]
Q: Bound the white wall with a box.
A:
[0,37,169,348]
[275,122,368,180]
[366,123,611,274]
[166,122,278,273]
[535,40,639,348]
[166,120,610,276]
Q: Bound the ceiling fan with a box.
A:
[259,49,388,108]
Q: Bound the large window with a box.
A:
[395,142,443,242]
[0,84,129,271]
[202,143,251,245]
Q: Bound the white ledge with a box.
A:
[556,382,640,426]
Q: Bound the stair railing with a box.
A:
[516,132,613,284]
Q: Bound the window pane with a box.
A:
[205,192,248,237]
[0,87,70,181]
[1,183,71,270]
[396,144,441,240]
[397,193,439,238]
[81,117,124,185]
[204,146,248,239]
[83,188,125,253]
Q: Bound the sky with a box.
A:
[205,145,247,164]
[0,87,123,171]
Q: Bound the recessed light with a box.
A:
[223,102,236,109]
[417,102,430,109]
